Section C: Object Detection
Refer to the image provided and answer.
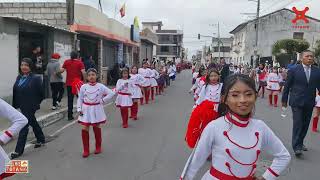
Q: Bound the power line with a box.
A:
[260,0,298,14]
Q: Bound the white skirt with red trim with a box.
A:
[115,94,133,107]
[78,104,107,126]
[150,78,158,87]
[131,86,143,99]
[266,82,280,91]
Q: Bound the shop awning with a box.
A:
[2,16,76,34]
[70,24,139,47]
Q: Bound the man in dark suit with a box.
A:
[282,50,320,157]
[220,59,230,83]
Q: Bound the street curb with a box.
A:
[37,105,77,128]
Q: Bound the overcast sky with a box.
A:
[1,0,319,56]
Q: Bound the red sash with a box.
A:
[118,92,131,96]
[83,102,100,106]
[210,167,254,180]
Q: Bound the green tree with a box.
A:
[315,40,320,58]
[272,39,310,66]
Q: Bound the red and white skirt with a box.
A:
[78,102,107,126]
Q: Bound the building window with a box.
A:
[293,32,304,40]
[160,35,170,42]
[173,46,177,53]
[213,46,231,52]
[161,46,169,52]
[173,35,178,43]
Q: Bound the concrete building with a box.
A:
[139,28,158,65]
[230,8,320,66]
[211,37,233,63]
[0,2,139,87]
[0,16,75,99]
[142,21,183,63]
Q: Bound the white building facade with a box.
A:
[211,37,233,63]
[230,9,320,66]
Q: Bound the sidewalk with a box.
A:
[0,96,75,132]
[0,85,116,132]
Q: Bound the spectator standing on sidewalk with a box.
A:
[59,51,86,120]
[30,45,45,81]
[82,55,96,71]
[47,53,64,110]
[11,58,46,159]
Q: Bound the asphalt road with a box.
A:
[6,70,320,180]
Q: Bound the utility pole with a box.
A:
[254,0,260,67]
[255,0,260,48]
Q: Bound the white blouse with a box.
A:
[151,69,160,79]
[267,73,282,83]
[138,68,153,87]
[77,83,115,112]
[196,83,223,105]
[130,74,146,86]
[183,115,291,180]
[0,98,28,144]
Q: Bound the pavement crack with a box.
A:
[134,136,167,180]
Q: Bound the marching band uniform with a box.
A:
[138,67,153,105]
[191,76,206,101]
[183,112,291,180]
[150,69,159,100]
[312,94,320,132]
[129,73,146,120]
[77,83,115,157]
[185,83,222,148]
[267,72,282,106]
[115,79,134,128]
[192,72,199,85]
[0,98,28,179]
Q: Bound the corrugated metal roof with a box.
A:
[1,15,76,34]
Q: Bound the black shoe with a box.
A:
[10,152,22,159]
[302,145,308,151]
[294,150,303,157]
[68,116,74,121]
[34,142,45,148]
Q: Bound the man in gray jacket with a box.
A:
[47,53,64,110]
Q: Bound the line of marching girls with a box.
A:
[75,59,176,158]
[0,51,179,179]
[181,64,291,180]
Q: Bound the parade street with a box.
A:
[8,70,320,180]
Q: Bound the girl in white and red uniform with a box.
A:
[186,69,222,148]
[192,71,199,85]
[77,68,115,158]
[189,68,207,102]
[116,68,134,128]
[181,74,291,180]
[0,98,28,179]
[312,92,320,132]
[129,65,146,120]
[257,64,267,98]
[266,67,282,107]
[150,64,159,101]
[138,61,153,105]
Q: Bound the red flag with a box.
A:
[120,4,126,18]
